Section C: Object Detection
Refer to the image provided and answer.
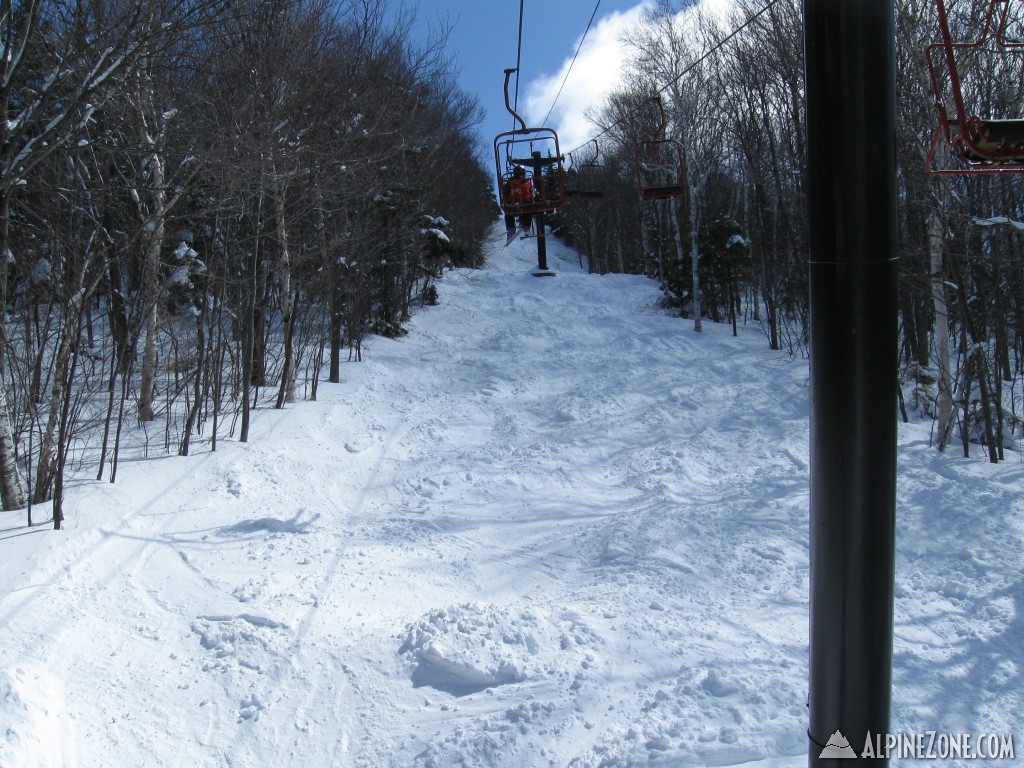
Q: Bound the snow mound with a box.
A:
[398,604,539,696]
[191,612,291,675]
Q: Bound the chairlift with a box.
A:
[565,140,606,199]
[636,97,686,200]
[925,0,1024,173]
[493,68,566,215]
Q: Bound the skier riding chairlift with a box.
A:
[504,165,534,241]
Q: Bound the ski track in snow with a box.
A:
[1,225,1022,767]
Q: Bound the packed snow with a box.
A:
[1,228,1022,767]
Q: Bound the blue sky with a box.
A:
[401,1,651,161]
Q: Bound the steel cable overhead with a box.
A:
[512,0,526,130]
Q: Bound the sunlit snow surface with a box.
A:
[1,227,1021,767]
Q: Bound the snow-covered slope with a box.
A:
[1,227,1020,767]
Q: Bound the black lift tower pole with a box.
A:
[803,0,899,764]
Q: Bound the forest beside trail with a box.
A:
[0,0,499,524]
[1,0,1023,529]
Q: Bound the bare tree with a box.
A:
[0,0,182,513]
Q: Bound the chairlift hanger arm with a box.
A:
[503,68,526,132]
[569,139,601,168]
[650,96,668,142]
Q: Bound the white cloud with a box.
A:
[523,4,649,155]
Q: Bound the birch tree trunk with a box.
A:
[686,181,702,333]
[239,193,264,444]
[666,197,691,324]
[135,74,169,423]
[0,387,26,512]
[274,177,296,408]
[0,190,26,512]
[33,300,82,509]
[929,211,954,451]
[137,241,162,423]
[33,233,106,514]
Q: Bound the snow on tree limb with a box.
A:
[973,216,1024,230]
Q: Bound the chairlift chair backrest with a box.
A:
[636,139,687,200]
[565,141,605,199]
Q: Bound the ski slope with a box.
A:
[1,227,1021,767]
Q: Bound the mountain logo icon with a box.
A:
[819,730,858,758]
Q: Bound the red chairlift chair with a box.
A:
[565,140,606,199]
[493,69,567,216]
[926,0,1024,173]
[635,97,687,200]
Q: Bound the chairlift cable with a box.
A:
[562,0,780,158]
[513,0,526,129]
[541,0,604,128]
